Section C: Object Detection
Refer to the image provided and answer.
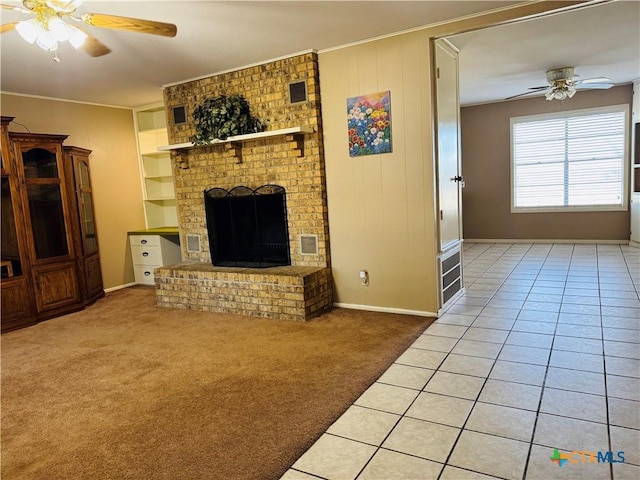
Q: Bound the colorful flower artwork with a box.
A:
[347,91,392,157]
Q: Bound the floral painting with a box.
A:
[347,91,392,157]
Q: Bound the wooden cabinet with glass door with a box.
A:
[10,132,84,320]
[1,121,105,332]
[64,146,104,304]
[1,117,37,331]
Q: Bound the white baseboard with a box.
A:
[104,282,137,293]
[630,240,640,249]
[464,238,629,245]
[333,302,437,318]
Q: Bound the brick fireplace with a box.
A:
[155,52,333,320]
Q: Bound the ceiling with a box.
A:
[449,0,640,105]
[0,1,638,108]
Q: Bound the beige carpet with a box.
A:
[1,286,433,480]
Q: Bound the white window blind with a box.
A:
[511,106,628,212]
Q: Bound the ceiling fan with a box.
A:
[1,0,177,60]
[507,67,614,101]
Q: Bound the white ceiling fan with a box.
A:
[1,0,177,60]
[507,67,615,101]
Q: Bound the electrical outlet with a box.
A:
[359,269,369,286]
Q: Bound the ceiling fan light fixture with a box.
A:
[46,0,84,14]
[35,29,57,51]
[15,18,42,43]
[48,17,69,41]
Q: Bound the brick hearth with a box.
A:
[155,264,332,321]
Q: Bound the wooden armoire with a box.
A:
[1,116,104,332]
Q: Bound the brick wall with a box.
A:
[163,52,330,268]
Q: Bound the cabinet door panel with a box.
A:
[33,262,80,313]
[1,277,34,324]
[84,253,104,299]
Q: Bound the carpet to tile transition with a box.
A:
[1,286,433,480]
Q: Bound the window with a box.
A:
[510,105,628,212]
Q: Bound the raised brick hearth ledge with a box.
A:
[155,263,333,321]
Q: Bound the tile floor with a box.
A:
[281,243,640,480]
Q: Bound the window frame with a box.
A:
[510,104,630,213]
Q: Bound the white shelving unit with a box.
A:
[133,103,178,229]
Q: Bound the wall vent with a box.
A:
[186,234,201,253]
[300,234,318,255]
[288,80,308,104]
[172,105,187,125]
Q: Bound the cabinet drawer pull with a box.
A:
[144,271,151,276]
[142,252,149,257]
[141,239,148,244]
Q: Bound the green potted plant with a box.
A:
[191,94,264,144]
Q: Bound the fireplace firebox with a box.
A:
[204,185,291,268]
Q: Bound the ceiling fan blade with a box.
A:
[575,83,614,90]
[527,86,549,91]
[1,21,17,34]
[576,77,612,85]
[506,90,547,100]
[79,30,111,57]
[1,3,31,14]
[82,13,177,37]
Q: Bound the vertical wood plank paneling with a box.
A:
[320,29,439,314]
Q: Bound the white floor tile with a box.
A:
[395,348,446,370]
[478,379,542,411]
[545,367,605,395]
[448,430,529,480]
[465,402,536,442]
[424,371,486,400]
[292,434,376,480]
[354,383,419,415]
[405,391,474,428]
[540,388,607,423]
[533,413,609,451]
[610,426,640,466]
[382,417,459,463]
[378,364,434,390]
[489,360,546,386]
[357,448,443,480]
[327,405,399,446]
[439,353,494,378]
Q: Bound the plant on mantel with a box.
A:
[191,94,264,145]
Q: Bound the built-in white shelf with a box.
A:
[157,126,314,152]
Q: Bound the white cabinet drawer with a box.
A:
[129,234,161,247]
[131,245,163,265]
[128,233,181,285]
[133,265,157,285]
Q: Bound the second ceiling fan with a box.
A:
[507,67,614,101]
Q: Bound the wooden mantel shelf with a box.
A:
[158,126,314,168]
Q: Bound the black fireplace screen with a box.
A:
[204,185,291,268]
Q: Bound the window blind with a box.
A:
[511,107,626,210]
